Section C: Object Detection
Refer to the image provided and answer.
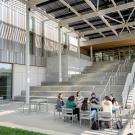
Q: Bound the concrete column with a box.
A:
[66,33,69,55]
[42,21,45,54]
[25,1,30,104]
[118,50,120,61]
[101,52,103,62]
[58,24,62,82]
[90,45,93,62]
[78,36,80,59]
[129,45,131,60]
[113,50,115,61]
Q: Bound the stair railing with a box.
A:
[122,61,135,108]
[100,58,129,103]
[113,58,129,85]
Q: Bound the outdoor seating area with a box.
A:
[1,0,135,134]
[0,101,134,135]
[22,97,48,113]
[13,91,134,134]
[59,101,126,130]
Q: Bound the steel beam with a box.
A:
[59,0,105,37]
[84,0,118,36]
[83,21,135,35]
[61,2,135,26]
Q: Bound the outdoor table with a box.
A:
[30,98,48,112]
[91,104,102,111]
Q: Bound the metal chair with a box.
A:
[54,105,62,119]
[62,108,76,124]
[98,111,112,129]
[80,111,93,128]
[38,98,48,112]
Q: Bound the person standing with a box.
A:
[75,91,84,108]
[56,93,64,112]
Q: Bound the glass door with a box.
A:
[0,63,12,99]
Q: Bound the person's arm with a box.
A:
[101,101,104,111]
[61,100,64,106]
[73,102,77,108]
[96,98,99,103]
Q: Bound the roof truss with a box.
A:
[17,0,135,40]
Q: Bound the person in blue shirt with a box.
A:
[56,93,64,112]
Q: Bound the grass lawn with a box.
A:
[0,126,48,135]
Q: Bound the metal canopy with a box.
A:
[17,0,135,40]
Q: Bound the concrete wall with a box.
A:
[46,54,92,82]
[68,55,92,77]
[46,55,68,82]
[12,64,46,98]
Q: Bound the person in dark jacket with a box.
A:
[81,98,96,121]
[90,92,99,105]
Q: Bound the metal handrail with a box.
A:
[100,58,129,102]
[113,58,129,84]
[122,62,135,108]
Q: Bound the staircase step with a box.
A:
[19,61,133,104]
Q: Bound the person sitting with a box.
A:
[90,93,99,105]
[89,93,99,111]
[127,133,133,135]
[75,91,84,108]
[81,98,96,121]
[66,95,80,121]
[101,96,113,128]
[81,98,89,111]
[56,93,64,112]
[112,98,119,113]
[109,94,114,102]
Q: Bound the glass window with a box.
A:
[69,36,78,46]
[0,63,12,99]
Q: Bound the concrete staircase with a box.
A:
[14,60,133,104]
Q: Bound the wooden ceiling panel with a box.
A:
[81,39,135,51]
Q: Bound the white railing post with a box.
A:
[119,66,121,76]
[100,95,102,104]
[109,80,110,92]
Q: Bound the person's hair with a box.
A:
[68,96,75,101]
[104,96,110,101]
[76,91,80,97]
[91,92,96,96]
[112,98,116,104]
[58,93,62,99]
[127,133,133,135]
[81,98,88,111]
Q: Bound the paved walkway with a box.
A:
[0,102,134,135]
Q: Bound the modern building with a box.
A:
[0,0,135,108]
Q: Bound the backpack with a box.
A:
[91,121,98,130]
[91,120,100,130]
[116,120,123,129]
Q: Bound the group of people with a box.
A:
[56,91,120,128]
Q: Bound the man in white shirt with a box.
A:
[101,96,113,128]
